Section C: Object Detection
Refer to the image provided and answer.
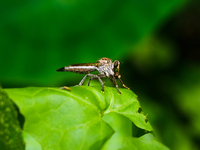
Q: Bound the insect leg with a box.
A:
[87,74,105,92]
[118,78,130,89]
[60,86,71,91]
[96,75,105,93]
[78,74,93,86]
[78,73,105,92]
[79,74,102,86]
[88,77,94,86]
[111,76,121,95]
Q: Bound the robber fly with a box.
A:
[56,57,129,94]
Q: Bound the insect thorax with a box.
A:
[97,62,114,77]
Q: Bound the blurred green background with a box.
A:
[1,0,200,149]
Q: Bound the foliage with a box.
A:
[0,88,25,150]
[2,0,200,149]
[3,86,170,149]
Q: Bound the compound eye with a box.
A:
[114,60,120,73]
[114,60,120,68]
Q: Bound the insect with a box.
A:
[56,57,129,94]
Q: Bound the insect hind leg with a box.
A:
[78,74,101,84]
[88,77,94,86]
[87,75,105,93]
[88,75,104,86]
[97,76,105,93]
[78,74,105,93]
[78,74,89,86]
[78,74,98,86]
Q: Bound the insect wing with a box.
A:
[70,63,97,66]
[57,63,99,74]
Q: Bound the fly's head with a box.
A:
[113,60,121,79]
[113,59,130,90]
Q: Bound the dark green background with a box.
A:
[1,0,200,149]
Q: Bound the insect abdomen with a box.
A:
[56,66,97,74]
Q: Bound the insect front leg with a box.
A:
[110,76,121,95]
[118,78,130,89]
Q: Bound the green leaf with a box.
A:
[23,131,42,150]
[5,86,152,149]
[122,134,170,150]
[102,113,132,150]
[0,88,25,150]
